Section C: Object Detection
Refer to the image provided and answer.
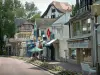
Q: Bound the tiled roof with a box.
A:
[14,18,26,26]
[41,1,72,17]
[52,1,72,13]
[14,18,33,27]
[35,18,56,28]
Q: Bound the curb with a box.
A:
[30,62,57,75]
[11,57,58,75]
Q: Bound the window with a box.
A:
[72,22,81,36]
[70,48,77,60]
[52,9,55,12]
[81,19,91,34]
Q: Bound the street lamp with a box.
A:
[94,23,100,75]
[91,4,100,75]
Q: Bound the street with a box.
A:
[0,57,52,75]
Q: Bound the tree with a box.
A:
[0,0,41,54]
[29,13,41,22]
[0,0,21,54]
[70,4,79,17]
[25,2,41,19]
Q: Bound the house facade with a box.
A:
[15,21,34,56]
[67,0,94,64]
[35,18,56,60]
[52,11,71,61]
[41,1,72,61]
[41,1,71,19]
[8,19,34,57]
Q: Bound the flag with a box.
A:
[34,20,38,42]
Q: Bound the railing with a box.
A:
[75,5,91,16]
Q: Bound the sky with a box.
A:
[20,0,76,15]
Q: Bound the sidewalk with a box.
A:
[48,61,82,73]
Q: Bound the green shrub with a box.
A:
[55,70,80,75]
[40,62,49,68]
[34,60,43,65]
[51,65,64,71]
[19,57,23,59]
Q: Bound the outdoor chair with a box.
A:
[81,63,96,75]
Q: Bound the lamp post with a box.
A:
[91,4,100,75]
[94,23,100,75]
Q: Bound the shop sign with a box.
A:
[68,40,91,48]
[47,28,51,38]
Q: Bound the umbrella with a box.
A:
[29,47,43,53]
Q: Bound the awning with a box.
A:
[45,39,58,46]
[29,47,43,53]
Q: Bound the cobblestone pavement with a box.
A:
[0,57,52,75]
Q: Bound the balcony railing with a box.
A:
[76,5,91,15]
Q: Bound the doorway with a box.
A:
[48,44,55,60]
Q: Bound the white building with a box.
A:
[41,1,72,61]
[41,1,71,19]
[51,11,71,61]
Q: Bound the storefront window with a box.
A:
[82,19,91,34]
[83,49,92,62]
[70,48,77,60]
[72,22,81,36]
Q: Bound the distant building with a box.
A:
[41,1,71,19]
[8,18,34,56]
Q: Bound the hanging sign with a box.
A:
[47,28,51,38]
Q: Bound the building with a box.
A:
[40,1,72,61]
[67,0,94,64]
[15,21,34,56]
[41,1,71,19]
[8,18,34,56]
[51,11,71,61]
[35,18,56,60]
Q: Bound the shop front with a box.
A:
[68,38,92,64]
[45,39,59,61]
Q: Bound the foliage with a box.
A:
[29,13,41,22]
[70,4,79,17]
[0,0,16,54]
[34,60,43,65]
[51,65,64,71]
[25,2,41,19]
[55,70,81,75]
[0,0,41,54]
[40,62,49,68]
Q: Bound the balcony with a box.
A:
[76,5,91,16]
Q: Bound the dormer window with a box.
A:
[52,9,55,12]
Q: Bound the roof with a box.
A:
[14,18,33,27]
[65,11,92,24]
[14,18,27,26]
[35,18,56,28]
[23,21,33,25]
[41,1,72,18]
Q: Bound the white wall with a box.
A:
[53,12,71,24]
[51,11,71,61]
[59,39,69,61]
[52,12,70,39]
[44,6,63,18]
